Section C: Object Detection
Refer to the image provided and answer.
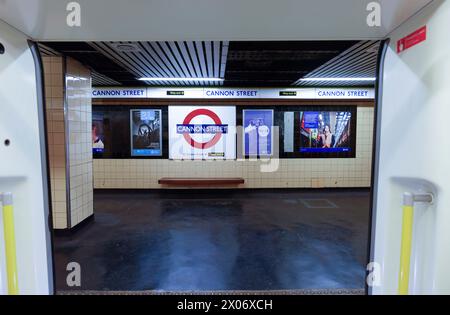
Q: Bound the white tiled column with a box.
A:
[43,56,93,229]
[43,56,67,229]
[65,57,94,227]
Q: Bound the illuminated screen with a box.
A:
[243,109,274,156]
[92,112,105,154]
[299,111,352,153]
[130,109,163,156]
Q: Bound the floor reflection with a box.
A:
[53,189,370,291]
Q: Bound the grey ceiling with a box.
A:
[0,0,434,40]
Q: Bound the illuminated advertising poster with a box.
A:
[243,109,273,156]
[169,106,236,160]
[92,112,105,154]
[299,111,352,153]
[130,109,162,156]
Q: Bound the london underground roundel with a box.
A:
[182,108,223,149]
[169,106,236,160]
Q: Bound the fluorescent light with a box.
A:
[299,77,376,82]
[138,77,224,82]
[66,76,88,81]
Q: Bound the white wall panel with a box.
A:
[0,20,53,294]
[372,0,450,294]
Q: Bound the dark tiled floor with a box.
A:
[53,189,370,292]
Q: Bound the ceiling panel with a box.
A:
[91,71,122,86]
[38,43,60,56]
[40,41,143,86]
[41,40,380,87]
[89,41,228,86]
[294,40,380,87]
[0,0,434,41]
[224,41,357,87]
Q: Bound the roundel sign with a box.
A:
[169,106,236,160]
[182,108,223,149]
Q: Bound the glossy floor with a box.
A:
[53,189,370,292]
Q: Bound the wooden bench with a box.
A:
[158,177,245,187]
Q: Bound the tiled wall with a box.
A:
[93,107,374,189]
[43,56,93,229]
[65,58,94,227]
[43,56,67,229]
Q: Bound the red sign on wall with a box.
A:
[397,26,427,53]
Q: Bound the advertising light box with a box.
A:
[243,109,274,156]
[130,109,163,156]
[92,111,105,154]
[299,111,352,153]
[169,106,236,160]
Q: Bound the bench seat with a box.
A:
[158,177,245,186]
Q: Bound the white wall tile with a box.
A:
[94,106,374,189]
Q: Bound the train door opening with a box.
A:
[36,39,380,293]
[2,0,448,295]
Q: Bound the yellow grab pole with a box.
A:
[398,203,414,295]
[397,192,433,295]
[2,192,19,295]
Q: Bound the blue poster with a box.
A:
[130,109,163,156]
[243,109,274,156]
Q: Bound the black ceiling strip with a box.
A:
[293,41,379,86]
[162,42,188,79]
[90,42,148,81]
[112,41,165,82]
[323,41,377,65]
[210,42,215,86]
[305,41,378,78]
[218,41,223,81]
[195,41,207,78]
[145,42,179,81]
[48,40,372,87]
[125,49,162,78]
[157,42,186,85]
[126,45,168,82]
[166,42,193,84]
[145,42,178,78]
[318,55,377,78]
[166,42,193,85]
[306,52,374,79]
[92,73,121,86]
[200,41,210,85]
[138,42,174,79]
[93,43,150,83]
[202,41,211,85]
[130,42,166,78]
[38,43,61,56]
[212,41,218,78]
[220,41,228,79]
[175,42,198,85]
[205,41,214,79]
[319,55,378,78]
[154,42,184,78]
[181,42,200,85]
[186,42,203,79]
